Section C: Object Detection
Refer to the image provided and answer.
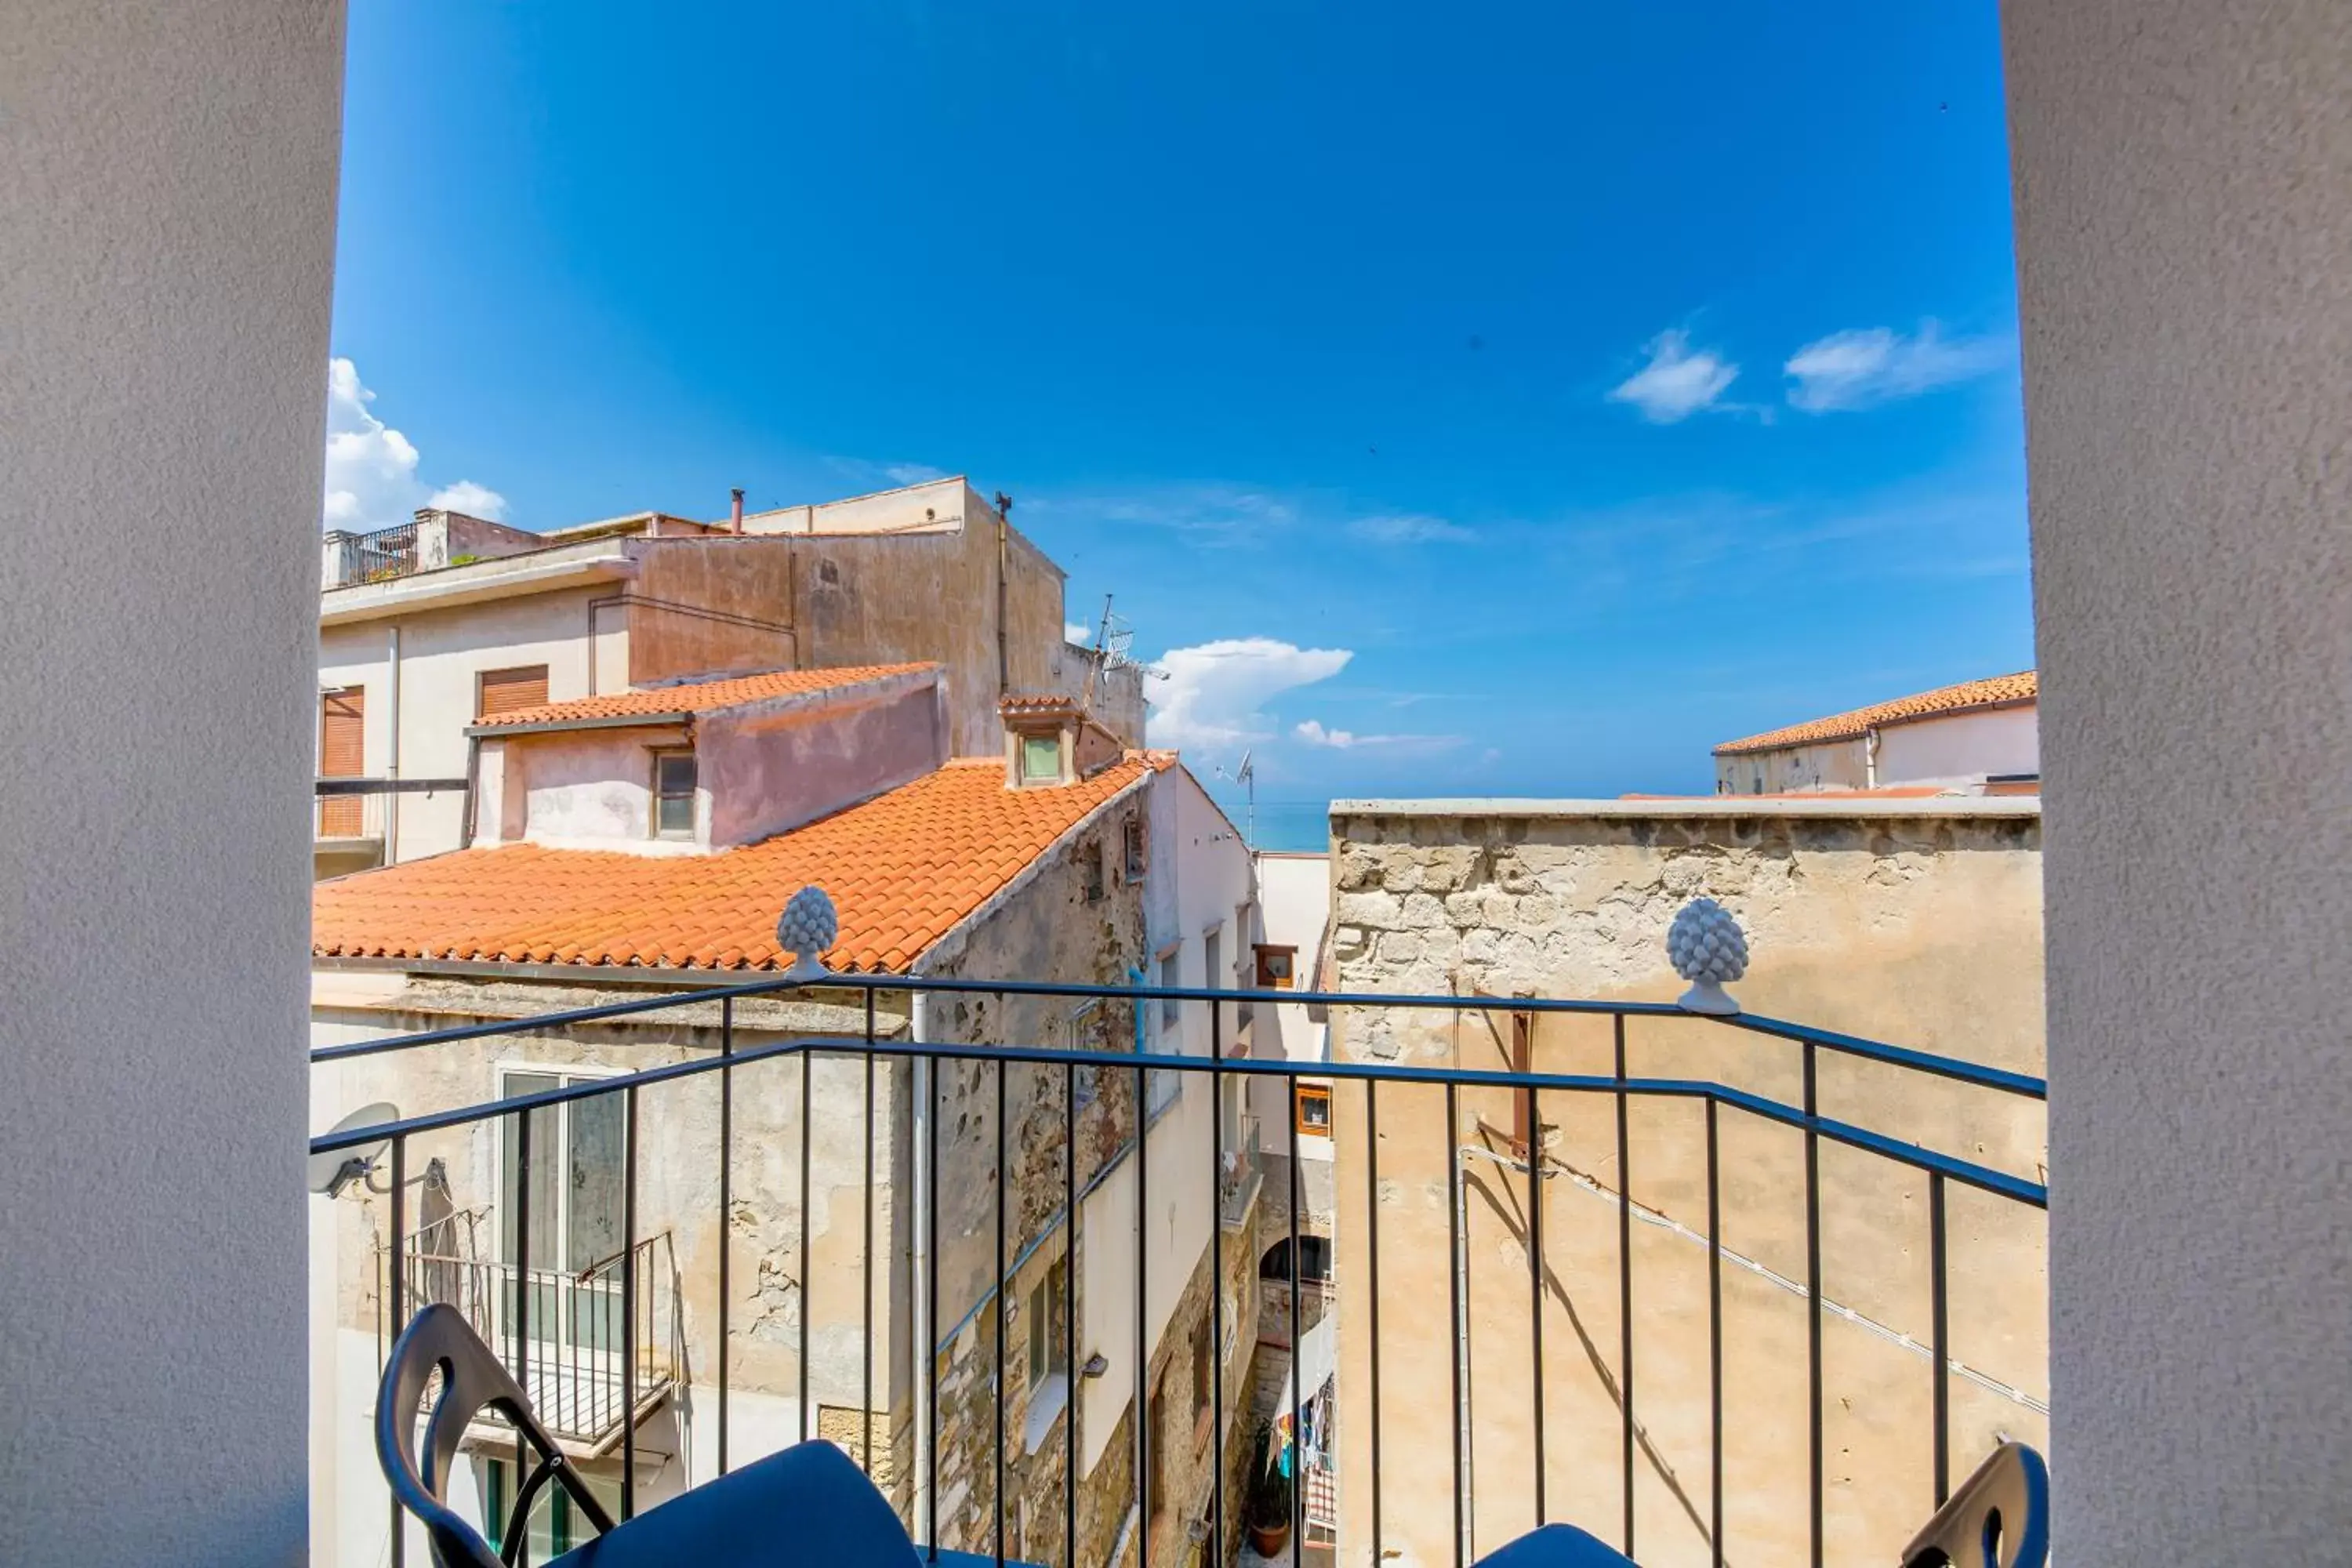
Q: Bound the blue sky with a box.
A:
[328,2,2031,801]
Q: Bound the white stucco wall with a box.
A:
[1874,704,2039,786]
[2005,2,2352,1559]
[0,3,343,1561]
[1076,768,1256,1470]
[1249,851,1333,1161]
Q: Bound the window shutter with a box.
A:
[477,665,550,719]
[318,688,365,837]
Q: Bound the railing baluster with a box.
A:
[388,1133,408,1568]
[1367,1079,1383,1564]
[863,1025,876,1479]
[927,1054,941,1559]
[1708,1096,1724,1568]
[622,1082,639,1519]
[1211,989,1225,1566]
[1446,1079,1465,1568]
[1930,1171,1950,1507]
[1134,1045,1149,1568]
[800,1047,813,1446]
[513,1106,532,1568]
[719,994,732,1476]
[1064,1058,1078,1568]
[1804,1040,1824,1568]
[994,1049,1007,1568]
[1530,1080,1546,1529]
[1288,1073,1304,1553]
[1615,1013,1635,1559]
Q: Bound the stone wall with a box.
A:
[1323,800,2047,1568]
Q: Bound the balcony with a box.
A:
[390,1223,678,1454]
[311,972,2046,1568]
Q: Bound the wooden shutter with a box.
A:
[477,664,550,720]
[318,688,365,837]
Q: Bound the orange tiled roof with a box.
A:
[1712,670,2037,757]
[474,663,936,729]
[999,692,1079,714]
[313,755,1169,974]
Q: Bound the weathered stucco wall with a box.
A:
[2005,2,2352,1559]
[1325,800,2046,1568]
[699,672,947,848]
[307,981,911,1566]
[624,536,800,688]
[1713,737,1869,795]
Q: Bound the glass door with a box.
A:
[499,1072,627,1359]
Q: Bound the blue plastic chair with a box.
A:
[1899,1443,2050,1568]
[377,1303,925,1568]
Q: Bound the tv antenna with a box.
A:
[308,1102,401,1198]
[1214,750,1257,848]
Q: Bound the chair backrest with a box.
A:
[377,1303,619,1568]
[1899,1442,2050,1568]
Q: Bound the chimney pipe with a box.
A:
[730,488,745,534]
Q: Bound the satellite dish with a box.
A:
[309,1102,400,1198]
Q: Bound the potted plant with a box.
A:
[1246,1419,1294,1558]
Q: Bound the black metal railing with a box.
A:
[313,974,2048,1568]
[387,1224,676,1449]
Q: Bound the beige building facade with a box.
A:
[1319,798,2047,1568]
[315,477,1145,877]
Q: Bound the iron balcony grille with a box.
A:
[314,974,2048,1568]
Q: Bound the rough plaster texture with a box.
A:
[2004,3,2352,1559]
[1326,805,2048,1568]
[0,3,343,1560]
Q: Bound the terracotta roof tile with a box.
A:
[999,692,1077,714]
[475,663,936,729]
[1712,671,2037,757]
[313,754,1171,975]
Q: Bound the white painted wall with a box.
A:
[2006,2,2352,1559]
[0,3,342,1561]
[1875,704,2039,785]
[1076,768,1256,1471]
[1250,851,1333,1162]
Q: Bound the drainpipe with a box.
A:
[993,492,1013,699]
[909,989,933,1551]
[384,626,401,863]
[1864,728,1882,789]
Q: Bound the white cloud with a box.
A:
[323,358,506,531]
[426,480,508,521]
[883,462,949,486]
[1065,621,1094,644]
[1294,718,1463,753]
[1348,513,1475,545]
[1146,637,1352,752]
[1784,323,2009,412]
[1608,330,1739,423]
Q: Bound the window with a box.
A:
[1059,1000,1102,1110]
[1026,1257,1069,1383]
[1254,944,1299,989]
[1019,732,1062,784]
[1204,927,1221,999]
[1145,1368,1170,1530]
[652,750,696,838]
[477,663,550,720]
[1156,949,1181,1033]
[1080,841,1105,902]
[1123,815,1147,880]
[1295,1083,1332,1137]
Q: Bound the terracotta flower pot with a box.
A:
[1249,1518,1292,1558]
